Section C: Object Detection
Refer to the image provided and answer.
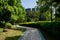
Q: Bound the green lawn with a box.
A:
[0,29,24,40]
[0,28,3,32]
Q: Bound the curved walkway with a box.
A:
[17,26,45,40]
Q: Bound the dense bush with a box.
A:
[20,21,60,39]
[5,23,12,29]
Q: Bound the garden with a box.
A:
[0,0,60,40]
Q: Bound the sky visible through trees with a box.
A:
[21,0,37,9]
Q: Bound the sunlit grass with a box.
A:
[0,29,23,40]
[0,28,3,32]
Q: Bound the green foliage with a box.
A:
[55,18,60,21]
[0,22,5,28]
[0,7,11,22]
[26,9,39,22]
[38,0,60,21]
[5,22,12,29]
[0,0,26,26]
[38,0,52,21]
[44,9,51,21]
[40,4,49,13]
[32,11,39,21]
[39,7,51,21]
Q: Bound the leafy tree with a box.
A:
[38,0,60,21]
[38,0,51,21]
[0,0,26,27]
[32,10,39,21]
[26,8,39,22]
[26,9,32,22]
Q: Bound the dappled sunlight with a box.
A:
[0,29,23,40]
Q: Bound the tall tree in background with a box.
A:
[38,0,60,21]
[52,0,60,21]
[26,8,39,22]
[37,0,51,21]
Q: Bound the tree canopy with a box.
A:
[0,0,26,24]
[38,0,60,21]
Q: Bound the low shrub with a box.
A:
[5,23,12,29]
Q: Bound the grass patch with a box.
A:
[0,29,23,40]
[0,28,3,32]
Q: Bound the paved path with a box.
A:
[17,25,45,40]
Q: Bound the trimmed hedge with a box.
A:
[20,21,60,39]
